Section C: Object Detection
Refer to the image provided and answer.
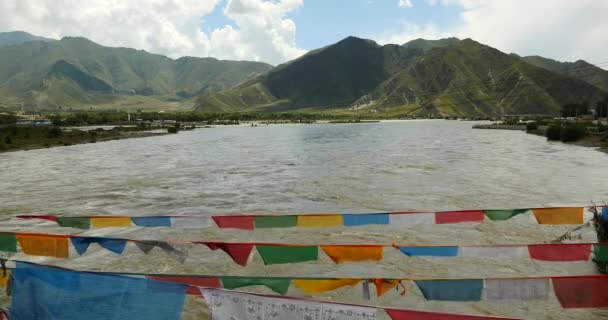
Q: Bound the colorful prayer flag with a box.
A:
[484,209,529,221]
[292,279,361,293]
[593,244,608,263]
[131,216,171,227]
[296,214,343,227]
[532,207,584,225]
[385,308,518,320]
[220,277,291,295]
[415,279,483,301]
[90,217,132,228]
[57,217,90,229]
[483,278,550,301]
[370,279,400,297]
[552,276,608,308]
[0,270,9,288]
[0,233,17,253]
[17,234,69,258]
[202,242,254,266]
[389,212,434,226]
[321,245,383,263]
[256,245,318,265]
[17,215,58,222]
[527,244,591,261]
[435,210,485,224]
[398,246,458,257]
[134,240,187,263]
[212,215,255,230]
[149,275,221,295]
[459,246,529,258]
[70,237,127,255]
[254,215,297,228]
[342,213,389,226]
[170,217,214,228]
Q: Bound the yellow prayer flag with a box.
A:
[321,246,383,263]
[0,270,9,288]
[370,279,400,296]
[17,235,69,258]
[296,214,343,227]
[91,217,132,228]
[293,279,361,293]
[532,207,584,225]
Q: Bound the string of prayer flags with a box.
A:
[201,242,254,266]
[388,212,435,226]
[170,216,214,228]
[551,276,608,308]
[0,270,9,288]
[256,245,319,265]
[220,276,292,295]
[16,234,69,258]
[370,279,401,297]
[459,246,529,259]
[593,244,608,263]
[70,237,127,255]
[320,245,384,263]
[532,207,584,225]
[10,261,187,320]
[292,279,362,293]
[414,279,484,301]
[201,288,378,320]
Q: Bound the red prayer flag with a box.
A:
[528,244,591,261]
[16,215,58,223]
[435,210,485,224]
[552,276,608,308]
[201,242,254,266]
[212,216,255,230]
[386,308,519,320]
[149,275,221,295]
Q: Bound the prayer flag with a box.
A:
[386,308,518,320]
[212,215,255,230]
[57,217,90,229]
[0,233,17,253]
[370,279,400,297]
[0,270,9,288]
[435,210,485,224]
[459,246,529,259]
[17,215,58,222]
[202,242,254,266]
[292,279,361,293]
[254,215,297,228]
[17,234,69,258]
[297,214,343,227]
[220,277,291,295]
[399,246,458,257]
[256,245,318,265]
[134,240,187,263]
[389,212,434,226]
[527,244,591,261]
[70,237,127,255]
[484,209,529,221]
[131,217,171,227]
[532,207,584,225]
[10,261,187,320]
[415,279,483,301]
[343,213,389,226]
[483,278,550,301]
[90,217,132,228]
[593,244,608,263]
[552,276,608,308]
[321,245,383,263]
[149,275,221,295]
[170,217,214,228]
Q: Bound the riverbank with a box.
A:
[0,125,168,153]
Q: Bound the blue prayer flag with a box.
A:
[414,279,483,301]
[399,246,459,257]
[70,237,127,255]
[10,261,187,320]
[132,217,172,227]
[343,213,389,226]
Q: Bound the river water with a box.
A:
[1,120,608,319]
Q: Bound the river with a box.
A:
[1,120,607,319]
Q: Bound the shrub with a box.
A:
[4,135,12,144]
[560,125,587,142]
[46,127,62,138]
[546,125,562,141]
[526,122,538,132]
[167,127,178,134]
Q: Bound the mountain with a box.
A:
[196,37,607,117]
[0,31,54,46]
[0,35,272,109]
[521,56,608,92]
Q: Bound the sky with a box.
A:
[0,0,607,66]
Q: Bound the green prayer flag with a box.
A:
[256,245,319,265]
[57,217,90,229]
[593,245,608,262]
[484,209,529,221]
[254,216,297,228]
[0,233,17,252]
[221,277,291,295]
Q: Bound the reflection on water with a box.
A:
[1,120,607,216]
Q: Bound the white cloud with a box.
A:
[375,0,608,65]
[207,0,306,65]
[398,0,413,8]
[0,0,219,59]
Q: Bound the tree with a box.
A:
[561,102,590,118]
[596,97,608,118]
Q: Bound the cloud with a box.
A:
[207,0,306,65]
[375,0,608,65]
[398,0,413,8]
[0,0,219,59]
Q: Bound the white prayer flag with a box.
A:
[389,213,435,226]
[483,279,550,301]
[170,217,214,228]
[459,246,529,258]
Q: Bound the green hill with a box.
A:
[522,55,608,92]
[0,35,272,110]
[0,31,54,46]
[197,37,607,117]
